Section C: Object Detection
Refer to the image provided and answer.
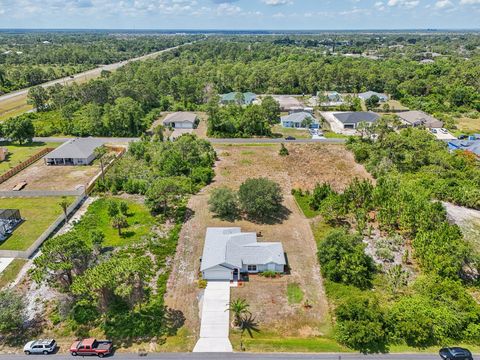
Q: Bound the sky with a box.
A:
[0,0,479,30]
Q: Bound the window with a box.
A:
[247,265,257,272]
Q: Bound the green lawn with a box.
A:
[323,131,350,139]
[0,141,59,174]
[0,259,27,288]
[230,330,349,353]
[272,124,312,139]
[73,197,156,247]
[287,283,304,304]
[0,197,74,251]
[293,193,320,218]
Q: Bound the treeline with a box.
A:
[0,33,199,94]
[20,38,480,137]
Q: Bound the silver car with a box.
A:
[23,339,57,355]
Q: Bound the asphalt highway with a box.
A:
[0,42,194,113]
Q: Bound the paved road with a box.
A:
[0,353,442,360]
[0,42,193,114]
[33,137,347,145]
[208,138,347,144]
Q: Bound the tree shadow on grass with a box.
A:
[246,205,292,225]
[120,230,135,239]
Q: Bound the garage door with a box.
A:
[203,267,231,280]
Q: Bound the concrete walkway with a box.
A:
[193,281,233,353]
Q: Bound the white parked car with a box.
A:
[24,339,57,355]
[440,128,448,134]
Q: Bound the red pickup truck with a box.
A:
[70,338,113,357]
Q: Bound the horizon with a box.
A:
[0,0,479,30]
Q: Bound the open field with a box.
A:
[0,141,59,174]
[0,159,100,191]
[0,197,74,251]
[163,143,372,352]
[0,259,27,288]
[456,117,480,133]
[0,96,33,121]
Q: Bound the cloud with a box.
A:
[215,2,242,15]
[434,0,453,9]
[460,0,480,4]
[387,0,419,8]
[262,0,292,5]
[374,1,386,10]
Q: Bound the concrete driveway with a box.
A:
[193,281,233,353]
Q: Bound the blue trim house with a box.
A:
[447,140,480,158]
[281,112,319,129]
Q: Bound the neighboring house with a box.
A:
[281,112,319,129]
[43,137,104,166]
[200,227,286,281]
[397,110,443,129]
[330,111,380,130]
[448,140,480,158]
[162,112,198,129]
[358,91,388,102]
[220,92,256,105]
[318,91,344,107]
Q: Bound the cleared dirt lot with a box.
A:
[164,143,372,351]
[0,159,100,191]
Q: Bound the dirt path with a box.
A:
[164,143,372,349]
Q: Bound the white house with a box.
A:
[328,111,380,130]
[200,227,286,281]
[162,112,198,129]
[43,137,104,166]
[281,112,319,129]
[358,91,388,102]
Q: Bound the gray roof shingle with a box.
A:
[162,112,198,125]
[333,111,380,125]
[44,137,104,160]
[200,227,286,271]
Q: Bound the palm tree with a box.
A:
[226,299,251,327]
[58,196,70,224]
[111,214,127,236]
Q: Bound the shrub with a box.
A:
[259,270,278,278]
[318,229,376,289]
[208,187,240,221]
[0,290,26,336]
[335,295,388,353]
[309,182,333,210]
[279,143,289,156]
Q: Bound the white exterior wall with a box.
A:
[241,263,284,273]
[175,122,194,129]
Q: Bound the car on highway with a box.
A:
[285,136,296,140]
[70,338,113,357]
[439,347,473,360]
[24,339,57,355]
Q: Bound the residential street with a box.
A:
[0,352,443,360]
[32,137,347,145]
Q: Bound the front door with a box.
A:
[233,268,239,281]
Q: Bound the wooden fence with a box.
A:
[0,148,53,184]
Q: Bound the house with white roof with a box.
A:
[358,91,388,102]
[162,112,198,129]
[281,112,319,129]
[200,227,286,281]
[43,137,104,166]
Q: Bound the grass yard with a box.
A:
[287,283,304,304]
[456,117,480,133]
[0,141,59,174]
[272,124,312,139]
[0,259,27,288]
[323,131,350,139]
[0,197,74,251]
[73,197,156,247]
[293,192,320,219]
